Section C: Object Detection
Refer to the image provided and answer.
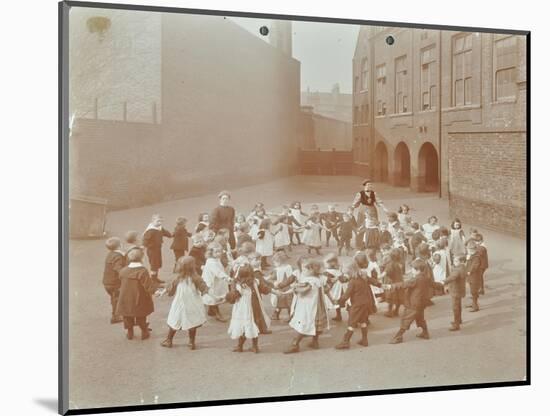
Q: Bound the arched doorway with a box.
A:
[393,142,411,187]
[374,141,389,182]
[418,142,439,192]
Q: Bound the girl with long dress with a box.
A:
[227,264,274,353]
[323,253,346,322]
[449,218,466,262]
[269,251,294,320]
[272,216,291,253]
[278,259,331,353]
[255,218,274,270]
[302,217,323,255]
[201,242,230,322]
[160,256,223,349]
[289,201,308,245]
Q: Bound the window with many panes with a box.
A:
[494,35,517,101]
[452,33,473,106]
[361,104,369,124]
[353,106,360,125]
[354,76,359,93]
[376,64,387,115]
[361,58,368,91]
[421,46,437,110]
[395,56,408,113]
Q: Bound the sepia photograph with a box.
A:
[60,1,529,414]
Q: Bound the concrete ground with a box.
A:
[67,176,527,411]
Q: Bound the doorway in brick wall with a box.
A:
[374,141,389,182]
[418,142,439,192]
[394,141,411,187]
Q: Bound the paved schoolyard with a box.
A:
[67,176,527,411]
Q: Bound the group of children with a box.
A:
[102,197,490,352]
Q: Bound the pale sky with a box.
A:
[230,17,360,94]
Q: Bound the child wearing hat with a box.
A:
[334,261,381,349]
[170,217,192,266]
[143,214,173,284]
[115,247,156,340]
[465,239,483,312]
[160,256,224,349]
[388,259,432,344]
[444,255,467,331]
[103,237,125,324]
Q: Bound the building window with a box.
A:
[421,46,437,110]
[376,64,387,116]
[360,104,369,124]
[353,106,359,124]
[395,56,408,113]
[494,35,517,101]
[354,76,359,93]
[452,33,473,107]
[361,58,369,91]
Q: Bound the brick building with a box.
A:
[352,27,527,236]
[69,8,300,210]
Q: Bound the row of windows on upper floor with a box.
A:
[353,33,520,121]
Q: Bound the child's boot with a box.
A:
[140,323,151,340]
[389,328,405,344]
[283,334,304,354]
[416,324,430,339]
[126,326,134,340]
[251,337,260,353]
[161,328,176,348]
[332,308,342,322]
[449,322,460,331]
[188,328,197,350]
[233,336,246,352]
[308,334,320,350]
[335,329,353,349]
[357,327,369,347]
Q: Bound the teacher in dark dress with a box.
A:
[210,190,237,249]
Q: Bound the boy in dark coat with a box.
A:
[143,214,172,284]
[170,217,192,265]
[389,259,432,344]
[335,262,381,349]
[380,248,404,318]
[474,233,489,295]
[465,240,483,312]
[321,205,342,247]
[444,255,467,330]
[188,234,207,274]
[103,237,125,324]
[416,243,436,306]
[409,222,427,259]
[115,248,156,340]
[337,213,355,256]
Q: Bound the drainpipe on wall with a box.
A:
[438,30,443,199]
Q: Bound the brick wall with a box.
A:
[448,131,526,237]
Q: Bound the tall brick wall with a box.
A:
[69,119,165,209]
[448,131,526,237]
[69,9,301,210]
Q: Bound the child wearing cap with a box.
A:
[124,231,141,262]
[142,214,173,284]
[444,255,467,331]
[115,247,156,341]
[321,205,342,247]
[379,248,405,317]
[160,256,224,349]
[170,217,192,266]
[103,237,125,324]
[465,239,483,312]
[474,233,489,295]
[388,259,432,344]
[334,261,381,349]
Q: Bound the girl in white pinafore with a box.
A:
[201,242,230,322]
[269,251,294,320]
[272,217,291,253]
[279,259,330,353]
[160,256,221,350]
